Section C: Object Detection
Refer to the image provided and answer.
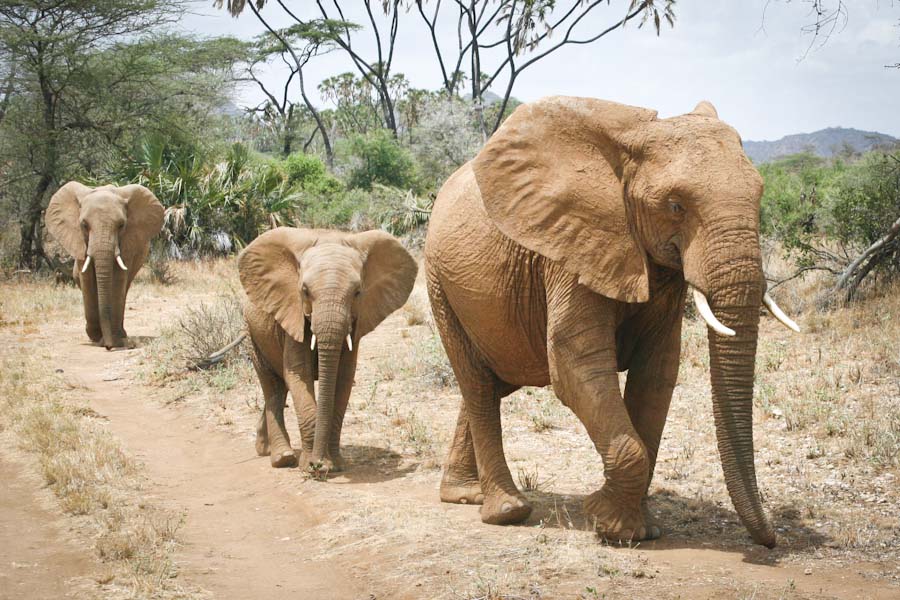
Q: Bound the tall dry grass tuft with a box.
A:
[149,290,249,378]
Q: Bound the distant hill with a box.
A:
[743,127,898,164]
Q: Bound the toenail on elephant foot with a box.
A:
[585,487,655,543]
[270,450,298,468]
[439,479,484,505]
[480,493,532,525]
[328,454,345,473]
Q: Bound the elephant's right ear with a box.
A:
[45,181,94,261]
[473,97,657,303]
[238,227,315,343]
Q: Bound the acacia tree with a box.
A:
[415,0,675,136]
[220,1,675,137]
[232,1,357,165]
[221,0,406,136]
[0,0,238,268]
[236,23,342,158]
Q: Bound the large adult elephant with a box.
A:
[46,182,164,349]
[239,227,417,472]
[424,97,799,547]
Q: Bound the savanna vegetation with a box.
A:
[1,1,899,598]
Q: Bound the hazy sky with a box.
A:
[179,1,900,141]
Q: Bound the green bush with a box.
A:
[282,152,343,196]
[759,149,900,280]
[344,130,418,191]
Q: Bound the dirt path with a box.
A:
[3,277,898,599]
[38,296,390,600]
[0,456,97,600]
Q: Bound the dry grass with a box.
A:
[0,355,201,599]
[0,273,83,328]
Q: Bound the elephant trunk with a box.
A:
[90,228,125,349]
[309,298,350,466]
[704,231,776,548]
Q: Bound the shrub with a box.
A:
[282,152,343,196]
[343,130,418,191]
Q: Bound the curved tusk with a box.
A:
[346,334,353,352]
[81,256,92,273]
[115,255,128,271]
[763,292,801,333]
[691,288,736,337]
[310,334,316,351]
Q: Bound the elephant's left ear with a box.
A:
[353,230,418,338]
[118,184,165,272]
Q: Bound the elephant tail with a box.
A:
[196,331,248,370]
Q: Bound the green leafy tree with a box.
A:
[0,0,238,268]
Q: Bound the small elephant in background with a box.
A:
[45,182,165,349]
[238,227,417,472]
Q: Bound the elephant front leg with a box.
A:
[623,316,681,536]
[283,339,316,465]
[77,268,102,343]
[548,286,654,543]
[250,340,296,468]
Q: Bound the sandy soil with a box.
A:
[0,455,99,600]
[1,266,898,599]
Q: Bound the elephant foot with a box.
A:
[584,486,659,543]
[270,448,298,468]
[479,491,531,525]
[303,454,338,480]
[255,433,269,457]
[641,497,662,538]
[440,474,484,505]
[328,452,345,473]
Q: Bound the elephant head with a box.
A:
[45,182,164,349]
[472,97,799,547]
[238,227,417,466]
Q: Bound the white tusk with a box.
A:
[310,334,316,351]
[763,292,801,333]
[691,288,736,337]
[81,256,91,273]
[115,255,128,271]
[346,335,353,352]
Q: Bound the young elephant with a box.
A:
[238,227,417,472]
[45,182,164,349]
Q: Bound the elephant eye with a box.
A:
[668,200,685,215]
[301,284,310,295]
[354,289,361,298]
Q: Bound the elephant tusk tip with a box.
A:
[691,288,736,337]
[115,255,128,271]
[310,334,316,351]
[81,256,91,273]
[346,334,353,352]
[763,292,801,333]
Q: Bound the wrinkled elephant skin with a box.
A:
[239,227,417,473]
[425,97,794,547]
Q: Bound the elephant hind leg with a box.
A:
[440,401,483,505]
[427,273,529,523]
[249,338,296,468]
